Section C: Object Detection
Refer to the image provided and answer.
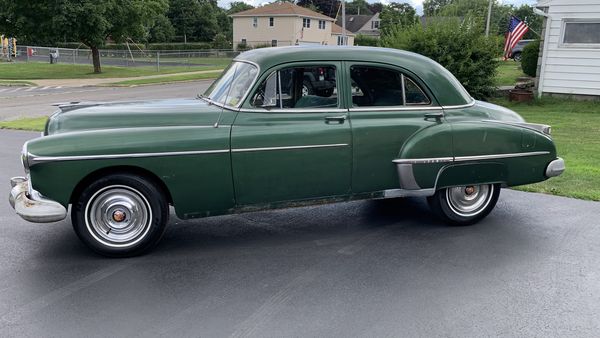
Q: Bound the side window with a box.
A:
[350,66,430,107]
[251,65,338,109]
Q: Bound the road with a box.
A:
[1,130,600,337]
[0,80,213,120]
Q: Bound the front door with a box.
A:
[231,62,352,205]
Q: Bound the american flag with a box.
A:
[503,16,529,60]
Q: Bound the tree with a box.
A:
[379,2,418,33]
[148,15,176,43]
[297,0,341,18]
[346,0,372,15]
[0,0,167,73]
[227,1,254,14]
[380,17,499,99]
[423,0,453,16]
[368,2,384,14]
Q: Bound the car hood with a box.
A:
[45,98,224,135]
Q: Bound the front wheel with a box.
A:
[71,173,169,257]
[427,184,500,226]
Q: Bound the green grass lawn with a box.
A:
[496,61,527,86]
[0,62,223,80]
[490,98,600,201]
[2,98,599,201]
[0,117,47,131]
[109,70,222,86]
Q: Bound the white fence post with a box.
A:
[157,51,160,72]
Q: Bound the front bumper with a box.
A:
[546,157,565,178]
[9,176,67,223]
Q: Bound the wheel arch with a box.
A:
[69,165,173,206]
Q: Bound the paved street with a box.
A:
[0,80,213,120]
[1,130,600,337]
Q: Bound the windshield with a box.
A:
[203,61,258,107]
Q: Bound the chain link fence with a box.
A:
[12,46,239,71]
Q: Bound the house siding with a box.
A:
[538,0,600,97]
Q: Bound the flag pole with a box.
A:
[342,0,346,44]
[485,0,493,37]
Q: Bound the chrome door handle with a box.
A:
[325,115,347,124]
[424,112,444,121]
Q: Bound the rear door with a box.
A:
[345,62,451,193]
[231,62,352,205]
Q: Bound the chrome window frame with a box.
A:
[200,59,260,110]
[244,63,342,113]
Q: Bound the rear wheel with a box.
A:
[71,173,169,257]
[428,184,500,226]
[513,52,522,62]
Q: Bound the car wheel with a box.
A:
[513,52,522,62]
[302,80,313,96]
[71,173,169,257]
[427,184,500,226]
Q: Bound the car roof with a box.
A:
[235,46,473,106]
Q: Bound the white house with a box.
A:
[535,0,600,98]
[230,2,354,50]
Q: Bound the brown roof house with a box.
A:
[230,2,354,50]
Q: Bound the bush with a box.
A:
[380,18,499,99]
[354,34,379,47]
[521,40,540,77]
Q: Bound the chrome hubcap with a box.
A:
[302,85,309,96]
[85,185,152,248]
[446,184,493,217]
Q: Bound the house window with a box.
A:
[241,38,247,45]
[371,21,380,29]
[303,18,311,28]
[319,20,326,29]
[269,17,274,27]
[562,20,600,45]
[272,40,278,47]
[337,36,348,45]
[253,17,258,28]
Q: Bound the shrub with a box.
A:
[354,34,379,47]
[380,18,499,99]
[521,40,540,77]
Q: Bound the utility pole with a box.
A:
[341,0,347,45]
[485,0,493,37]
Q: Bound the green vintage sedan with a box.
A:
[9,46,565,256]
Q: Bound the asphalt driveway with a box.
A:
[1,130,599,337]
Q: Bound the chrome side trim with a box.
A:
[232,143,348,153]
[346,100,474,112]
[392,151,550,165]
[396,163,421,190]
[454,151,550,162]
[482,120,553,138]
[441,100,476,110]
[383,188,435,198]
[348,106,442,112]
[393,157,454,164]
[27,149,230,166]
[239,108,348,113]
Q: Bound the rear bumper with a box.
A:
[546,157,565,178]
[9,176,67,223]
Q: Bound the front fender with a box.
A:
[26,126,235,218]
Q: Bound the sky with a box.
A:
[217,0,539,15]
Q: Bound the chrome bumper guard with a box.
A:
[9,176,67,223]
[546,157,565,178]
